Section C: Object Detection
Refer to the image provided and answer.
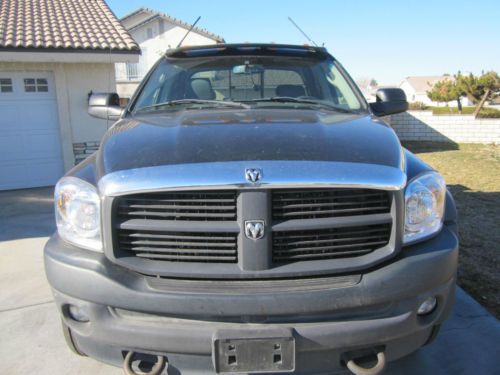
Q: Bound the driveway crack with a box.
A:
[0,299,54,313]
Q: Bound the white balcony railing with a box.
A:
[126,63,140,80]
[115,63,145,82]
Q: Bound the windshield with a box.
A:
[132,55,366,113]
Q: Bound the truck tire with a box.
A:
[61,320,87,356]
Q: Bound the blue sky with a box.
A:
[107,0,500,84]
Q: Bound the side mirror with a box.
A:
[88,92,123,121]
[369,88,408,117]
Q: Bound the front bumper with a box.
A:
[44,226,458,374]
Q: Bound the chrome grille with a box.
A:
[273,224,391,262]
[272,189,390,220]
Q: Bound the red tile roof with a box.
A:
[0,0,139,53]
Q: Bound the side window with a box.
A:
[0,78,13,93]
[24,78,49,93]
[146,28,153,39]
[324,65,361,109]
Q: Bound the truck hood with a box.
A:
[97,108,403,176]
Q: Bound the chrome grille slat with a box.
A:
[119,232,236,241]
[135,254,236,262]
[274,234,389,246]
[273,199,389,209]
[272,223,391,263]
[124,247,236,255]
[272,188,390,220]
[117,191,237,222]
[124,204,236,210]
[273,249,373,261]
[122,240,236,248]
[274,240,388,253]
[117,229,237,263]
[118,219,239,233]
[120,210,236,219]
[272,227,388,240]
[275,206,389,218]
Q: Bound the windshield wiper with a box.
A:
[247,97,354,113]
[136,99,250,112]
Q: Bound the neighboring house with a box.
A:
[0,0,139,190]
[115,7,224,98]
[399,76,472,106]
[356,79,379,103]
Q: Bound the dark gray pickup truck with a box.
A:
[44,44,458,375]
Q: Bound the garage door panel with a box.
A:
[0,133,24,157]
[23,132,63,158]
[0,159,61,190]
[0,100,59,131]
[0,72,64,190]
[0,134,62,161]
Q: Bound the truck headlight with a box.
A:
[55,177,102,251]
[404,172,446,244]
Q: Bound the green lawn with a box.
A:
[404,142,500,318]
[428,106,500,118]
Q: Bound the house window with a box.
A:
[147,27,153,38]
[24,78,49,92]
[0,78,13,92]
[126,63,140,80]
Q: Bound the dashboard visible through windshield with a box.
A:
[132,54,367,114]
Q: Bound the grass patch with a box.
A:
[429,106,475,114]
[404,142,500,318]
[428,106,500,118]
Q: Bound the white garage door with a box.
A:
[0,72,64,190]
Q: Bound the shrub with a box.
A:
[408,102,429,110]
[478,108,500,118]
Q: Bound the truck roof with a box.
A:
[165,43,330,59]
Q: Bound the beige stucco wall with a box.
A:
[0,61,116,170]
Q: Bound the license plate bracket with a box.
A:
[213,336,295,373]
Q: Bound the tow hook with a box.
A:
[123,351,166,375]
[345,351,386,375]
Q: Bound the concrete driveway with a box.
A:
[0,187,498,375]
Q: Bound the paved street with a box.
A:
[0,187,498,375]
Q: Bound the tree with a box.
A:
[427,79,460,110]
[456,71,500,116]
